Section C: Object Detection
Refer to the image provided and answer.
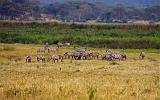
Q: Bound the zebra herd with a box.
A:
[37,47,58,53]
[36,42,70,53]
[26,43,145,63]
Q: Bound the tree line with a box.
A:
[0,22,160,49]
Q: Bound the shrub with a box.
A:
[87,87,97,100]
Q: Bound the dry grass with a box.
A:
[0,44,159,100]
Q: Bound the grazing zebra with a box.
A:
[64,52,74,59]
[48,48,57,53]
[121,53,127,60]
[76,48,87,53]
[71,52,84,60]
[81,52,90,60]
[89,52,100,59]
[139,52,145,60]
[37,55,46,63]
[37,48,46,53]
[26,55,32,63]
[48,55,63,63]
[102,53,126,61]
[111,53,127,61]
[71,52,89,60]
[102,54,113,61]
[57,42,63,48]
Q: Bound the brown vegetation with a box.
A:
[0,44,159,100]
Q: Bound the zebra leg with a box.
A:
[29,59,31,63]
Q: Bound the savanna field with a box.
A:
[0,22,160,100]
[0,44,159,100]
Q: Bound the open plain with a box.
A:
[0,44,159,100]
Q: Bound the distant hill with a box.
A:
[0,0,160,22]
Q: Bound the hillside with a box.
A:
[0,0,160,22]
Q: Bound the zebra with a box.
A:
[81,52,90,60]
[57,42,63,48]
[76,48,87,53]
[44,42,49,49]
[71,52,84,60]
[102,53,114,61]
[71,52,89,60]
[139,52,145,60]
[37,47,46,53]
[89,52,100,59]
[64,52,74,59]
[47,48,58,53]
[26,55,32,63]
[37,55,46,63]
[48,55,63,63]
[102,53,126,61]
[111,53,127,61]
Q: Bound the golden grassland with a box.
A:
[0,44,159,100]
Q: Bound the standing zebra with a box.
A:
[48,55,63,63]
[44,42,49,49]
[139,52,145,60]
[102,53,127,61]
[37,47,46,53]
[71,52,84,60]
[102,53,113,61]
[111,53,127,61]
[76,48,87,53]
[64,52,74,59]
[37,55,46,63]
[26,55,32,63]
[81,52,90,60]
[48,48,58,53]
[89,52,100,59]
